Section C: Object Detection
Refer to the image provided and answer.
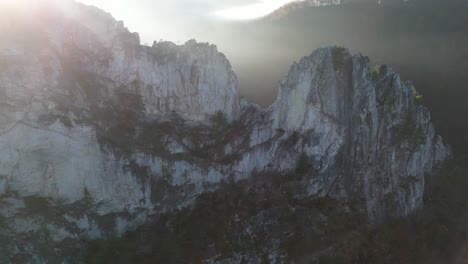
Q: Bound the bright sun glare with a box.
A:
[0,0,25,7]
[0,0,298,22]
[214,0,297,21]
[0,0,62,9]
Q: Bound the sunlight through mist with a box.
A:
[213,0,297,20]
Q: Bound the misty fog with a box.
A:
[174,1,468,155]
[69,0,468,158]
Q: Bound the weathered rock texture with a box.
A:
[271,47,449,221]
[0,1,449,262]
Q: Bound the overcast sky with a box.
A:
[76,0,297,43]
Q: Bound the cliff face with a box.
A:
[0,1,450,262]
[271,47,449,221]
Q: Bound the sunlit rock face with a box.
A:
[0,1,449,262]
[0,1,239,122]
[0,0,237,212]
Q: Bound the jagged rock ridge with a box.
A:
[0,1,449,262]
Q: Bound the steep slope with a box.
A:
[0,1,449,262]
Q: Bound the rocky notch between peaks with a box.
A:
[0,1,450,262]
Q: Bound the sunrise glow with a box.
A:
[213,0,298,21]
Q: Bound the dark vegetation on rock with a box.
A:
[85,157,468,263]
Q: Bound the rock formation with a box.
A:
[0,1,450,262]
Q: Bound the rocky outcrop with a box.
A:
[270,47,449,221]
[0,1,449,262]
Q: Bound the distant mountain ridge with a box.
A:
[269,0,342,18]
[268,0,414,18]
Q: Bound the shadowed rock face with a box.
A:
[271,46,449,222]
[0,1,449,262]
